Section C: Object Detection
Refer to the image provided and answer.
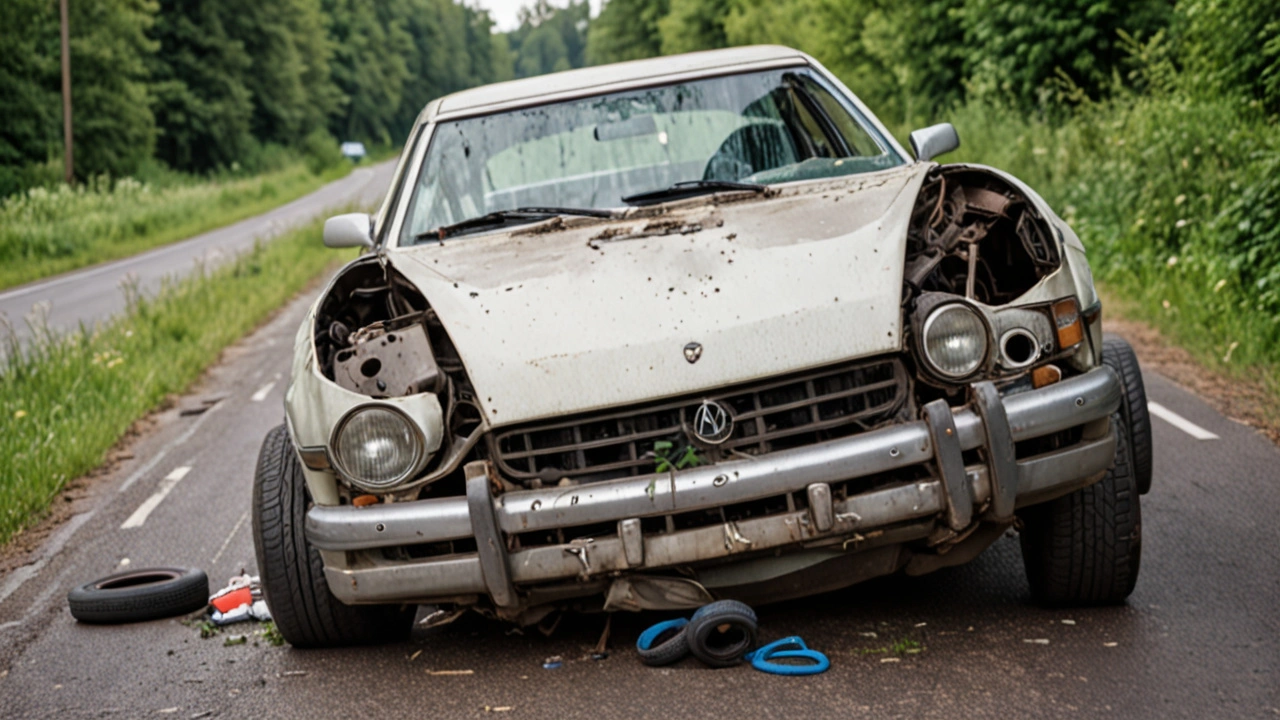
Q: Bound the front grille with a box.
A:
[490,356,909,483]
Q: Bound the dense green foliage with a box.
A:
[506,0,589,77]
[1,221,343,545]
[0,0,508,194]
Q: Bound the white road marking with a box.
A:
[118,400,222,494]
[1149,402,1219,440]
[251,379,278,402]
[120,466,192,529]
[211,510,250,565]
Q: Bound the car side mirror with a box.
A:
[323,212,374,249]
[909,123,960,162]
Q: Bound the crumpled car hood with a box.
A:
[391,163,930,427]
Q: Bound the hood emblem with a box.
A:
[683,342,703,364]
[691,399,734,445]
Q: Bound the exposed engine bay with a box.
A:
[904,166,1060,306]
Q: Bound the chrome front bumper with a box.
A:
[306,366,1122,606]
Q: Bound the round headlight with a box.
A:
[922,304,989,378]
[332,406,423,490]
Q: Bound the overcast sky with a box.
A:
[473,0,602,32]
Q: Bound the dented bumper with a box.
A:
[306,366,1122,607]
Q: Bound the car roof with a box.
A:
[426,45,811,122]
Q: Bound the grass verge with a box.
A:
[0,159,368,291]
[0,220,342,546]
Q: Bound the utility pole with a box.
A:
[59,0,73,184]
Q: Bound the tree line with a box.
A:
[0,0,513,195]
[4,0,1275,197]
[512,0,1277,128]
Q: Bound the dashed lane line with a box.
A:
[250,377,279,402]
[117,400,222,494]
[1,400,225,608]
[1149,401,1220,440]
[120,466,192,529]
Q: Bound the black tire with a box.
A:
[685,605,759,668]
[1101,334,1153,494]
[252,424,412,648]
[636,619,692,667]
[1018,413,1142,606]
[691,599,757,623]
[67,567,208,624]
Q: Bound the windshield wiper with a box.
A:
[621,180,767,206]
[418,206,615,241]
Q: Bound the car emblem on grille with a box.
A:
[691,399,733,444]
[683,342,703,364]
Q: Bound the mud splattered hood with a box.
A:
[390,164,930,427]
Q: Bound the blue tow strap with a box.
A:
[636,618,688,651]
[745,636,831,676]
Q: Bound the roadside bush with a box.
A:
[947,77,1280,368]
[301,129,345,175]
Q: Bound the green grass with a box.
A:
[0,160,361,291]
[0,220,345,546]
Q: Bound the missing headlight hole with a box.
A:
[1001,329,1038,368]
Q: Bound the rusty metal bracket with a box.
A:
[972,382,1018,520]
[564,538,594,578]
[722,521,753,551]
[465,461,516,608]
[923,399,972,531]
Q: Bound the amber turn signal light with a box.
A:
[1032,364,1062,388]
[352,494,379,507]
[1052,298,1084,348]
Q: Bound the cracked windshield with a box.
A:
[401,68,901,243]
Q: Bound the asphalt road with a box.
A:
[0,282,1277,718]
[0,159,397,350]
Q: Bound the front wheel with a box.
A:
[1017,413,1142,606]
[252,424,412,647]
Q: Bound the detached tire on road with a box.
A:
[1101,334,1154,494]
[252,424,412,648]
[67,567,208,624]
[1018,413,1142,606]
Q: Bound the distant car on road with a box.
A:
[340,141,366,162]
[253,45,1153,647]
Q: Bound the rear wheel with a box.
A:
[252,424,412,647]
[1018,413,1142,606]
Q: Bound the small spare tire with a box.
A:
[68,567,209,624]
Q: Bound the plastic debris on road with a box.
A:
[209,574,272,626]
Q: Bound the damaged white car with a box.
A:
[252,45,1153,647]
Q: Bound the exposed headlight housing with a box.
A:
[921,303,989,379]
[331,405,424,491]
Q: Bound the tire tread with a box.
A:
[1020,413,1142,606]
[1102,334,1153,494]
